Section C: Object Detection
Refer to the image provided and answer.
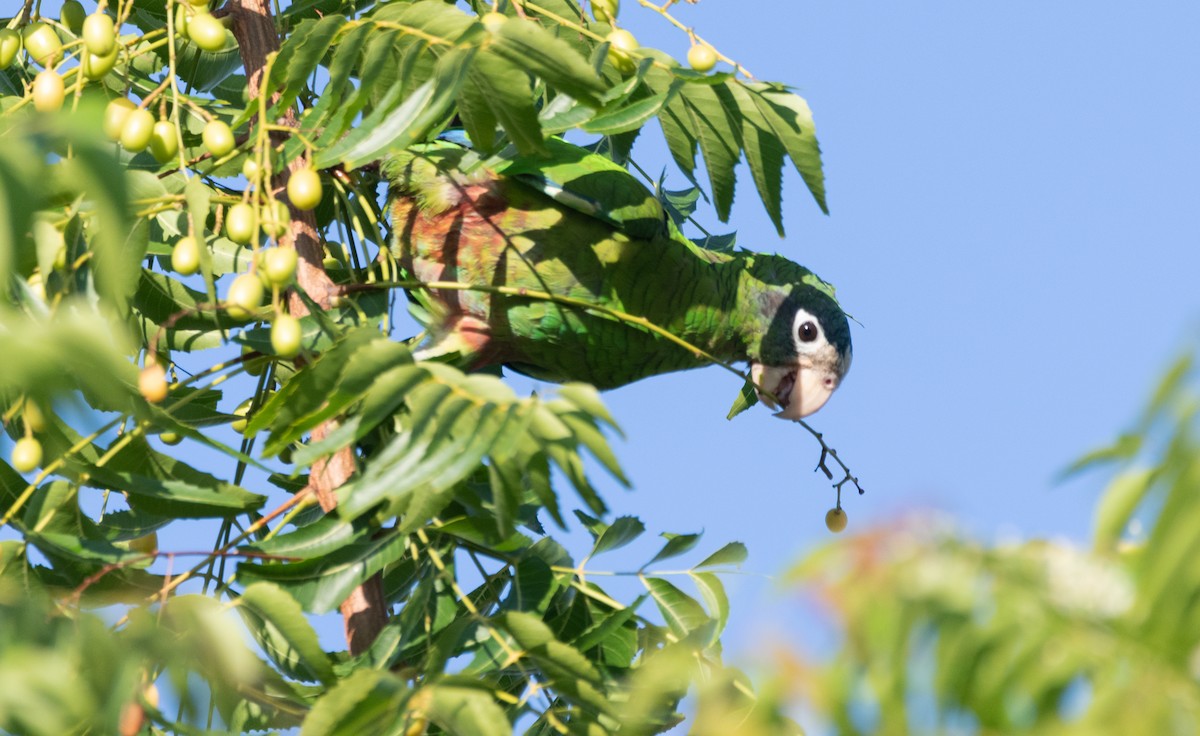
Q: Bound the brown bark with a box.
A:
[226,0,387,655]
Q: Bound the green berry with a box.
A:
[263,247,298,287]
[0,29,21,70]
[119,108,156,152]
[202,119,235,157]
[11,437,43,473]
[171,236,201,275]
[271,313,302,358]
[103,97,136,140]
[82,12,116,56]
[225,272,264,320]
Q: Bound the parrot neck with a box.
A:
[663,252,768,367]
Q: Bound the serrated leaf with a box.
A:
[592,516,645,556]
[583,87,675,136]
[490,17,606,107]
[300,669,410,736]
[317,47,475,170]
[238,582,336,684]
[644,577,710,637]
[690,571,730,638]
[647,533,702,566]
[726,381,759,420]
[746,81,827,214]
[237,531,408,614]
[679,83,741,221]
[695,541,748,569]
[426,684,511,736]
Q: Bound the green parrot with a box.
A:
[385,139,852,419]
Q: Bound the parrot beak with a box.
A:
[751,363,840,419]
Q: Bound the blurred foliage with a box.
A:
[0,0,829,732]
[790,352,1200,735]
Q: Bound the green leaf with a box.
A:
[592,516,645,556]
[238,582,336,684]
[746,81,828,214]
[679,83,741,221]
[695,541,748,569]
[426,683,511,736]
[644,577,710,638]
[317,46,475,170]
[489,17,606,107]
[237,530,409,614]
[464,50,546,155]
[300,669,411,736]
[726,380,759,420]
[1092,469,1153,551]
[646,533,702,567]
[690,571,730,637]
[583,86,676,136]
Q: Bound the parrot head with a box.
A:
[746,255,853,419]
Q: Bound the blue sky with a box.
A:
[587,1,1200,661]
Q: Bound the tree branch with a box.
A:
[226,0,387,655]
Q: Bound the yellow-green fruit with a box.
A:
[22,401,47,433]
[263,246,297,287]
[480,11,507,34]
[241,345,266,376]
[11,437,43,473]
[187,12,226,52]
[687,43,717,72]
[225,202,257,244]
[0,29,21,69]
[32,70,65,113]
[261,199,291,238]
[139,362,169,403]
[81,45,119,80]
[60,0,86,34]
[149,120,179,162]
[231,398,254,434]
[173,4,190,36]
[103,97,136,140]
[120,108,156,152]
[128,531,158,554]
[271,313,302,358]
[26,272,46,302]
[591,0,618,24]
[159,431,182,445]
[241,157,259,181]
[171,236,201,275]
[287,167,322,211]
[606,29,638,74]
[23,23,63,67]
[825,507,848,533]
[202,119,235,157]
[225,272,264,320]
[83,12,117,55]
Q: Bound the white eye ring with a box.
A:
[792,309,825,351]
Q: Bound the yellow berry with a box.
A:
[824,507,848,533]
[11,437,43,473]
[31,69,65,113]
[139,362,169,403]
[687,43,717,72]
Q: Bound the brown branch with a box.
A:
[226,0,387,655]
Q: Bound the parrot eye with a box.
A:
[798,321,819,343]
